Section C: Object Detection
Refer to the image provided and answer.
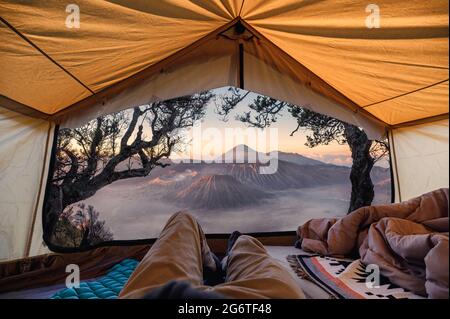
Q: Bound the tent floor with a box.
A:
[0,246,329,299]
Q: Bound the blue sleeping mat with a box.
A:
[50,259,138,299]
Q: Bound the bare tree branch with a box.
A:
[49,91,214,222]
[215,87,250,121]
[120,107,141,151]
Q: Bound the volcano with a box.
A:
[173,175,271,210]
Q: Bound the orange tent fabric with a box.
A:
[0,0,447,127]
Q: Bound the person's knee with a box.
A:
[163,211,200,234]
[233,235,264,251]
[170,210,196,222]
[236,235,258,244]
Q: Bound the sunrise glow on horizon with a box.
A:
[169,87,355,167]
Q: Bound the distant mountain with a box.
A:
[142,145,391,194]
[217,145,323,166]
[94,145,392,216]
[275,151,324,166]
[371,166,392,196]
[172,175,271,210]
[225,160,350,190]
[216,144,259,163]
[154,159,349,191]
[370,166,391,183]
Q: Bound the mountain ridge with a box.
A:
[216,144,324,166]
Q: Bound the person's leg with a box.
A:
[212,235,305,299]
[119,211,217,298]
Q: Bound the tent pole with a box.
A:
[239,42,244,90]
[388,129,402,203]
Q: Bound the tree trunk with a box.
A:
[43,184,63,243]
[343,124,375,214]
[44,183,91,242]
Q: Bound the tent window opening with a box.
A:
[43,87,392,249]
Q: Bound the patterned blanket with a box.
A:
[287,255,423,299]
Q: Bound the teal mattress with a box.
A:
[50,259,138,299]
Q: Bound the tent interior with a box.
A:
[0,0,448,299]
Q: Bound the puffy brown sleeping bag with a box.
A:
[297,188,449,299]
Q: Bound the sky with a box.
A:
[171,87,357,167]
[109,86,388,168]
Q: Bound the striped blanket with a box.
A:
[287,255,423,299]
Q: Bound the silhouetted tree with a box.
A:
[219,93,389,213]
[45,92,213,242]
[54,203,114,246]
[77,204,114,246]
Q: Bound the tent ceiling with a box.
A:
[0,0,448,127]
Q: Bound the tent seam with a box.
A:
[361,79,449,109]
[239,19,390,128]
[391,113,449,128]
[0,16,95,95]
[50,17,241,120]
[238,0,245,17]
[0,94,51,119]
